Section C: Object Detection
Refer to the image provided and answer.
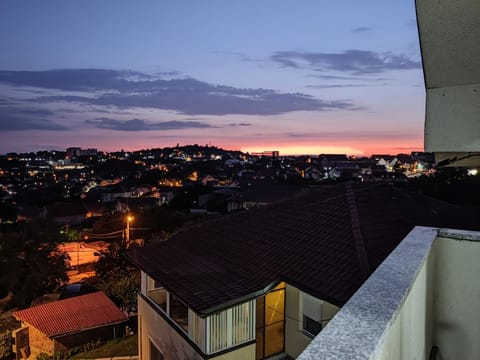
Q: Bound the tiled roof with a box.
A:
[127,183,480,315]
[14,292,127,337]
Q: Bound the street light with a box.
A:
[126,215,134,246]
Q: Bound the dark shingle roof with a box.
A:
[127,183,480,315]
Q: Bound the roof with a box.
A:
[14,292,127,337]
[127,183,480,315]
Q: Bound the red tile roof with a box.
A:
[14,292,127,337]
[127,183,480,315]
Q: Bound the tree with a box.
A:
[86,241,139,315]
[0,220,68,308]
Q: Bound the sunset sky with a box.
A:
[0,0,425,155]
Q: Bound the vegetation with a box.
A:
[0,220,68,308]
[71,335,138,359]
[36,339,103,360]
[84,241,139,314]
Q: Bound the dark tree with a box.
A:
[0,220,68,308]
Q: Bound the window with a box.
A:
[146,276,188,332]
[256,282,285,359]
[147,277,167,311]
[170,293,189,332]
[300,291,323,337]
[149,340,164,360]
[206,300,255,354]
[303,315,322,336]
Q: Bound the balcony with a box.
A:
[298,226,480,359]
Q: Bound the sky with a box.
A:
[0,0,425,156]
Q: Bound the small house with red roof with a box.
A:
[13,291,127,357]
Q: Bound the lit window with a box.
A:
[207,300,255,354]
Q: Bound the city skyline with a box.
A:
[0,1,424,155]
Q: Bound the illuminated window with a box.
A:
[256,282,285,359]
[206,300,255,354]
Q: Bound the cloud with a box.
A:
[306,83,387,89]
[212,51,263,63]
[271,50,421,74]
[85,118,213,131]
[228,122,252,127]
[307,74,366,81]
[0,69,358,115]
[0,106,67,131]
[352,27,372,33]
[284,130,418,139]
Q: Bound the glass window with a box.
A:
[149,340,164,360]
[301,291,323,337]
[207,300,255,355]
[170,293,189,332]
[303,315,322,336]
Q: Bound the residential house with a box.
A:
[13,292,127,357]
[127,183,479,359]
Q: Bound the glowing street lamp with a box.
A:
[126,215,134,246]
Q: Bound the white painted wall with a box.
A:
[138,295,204,360]
[375,248,435,360]
[285,284,340,358]
[433,236,480,359]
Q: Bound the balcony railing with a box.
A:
[298,227,480,360]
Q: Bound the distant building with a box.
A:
[251,150,279,158]
[66,147,98,158]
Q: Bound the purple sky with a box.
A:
[0,0,425,155]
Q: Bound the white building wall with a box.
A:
[433,234,480,359]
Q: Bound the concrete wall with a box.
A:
[376,233,480,360]
[433,235,480,360]
[138,295,203,360]
[284,284,339,358]
[375,247,435,360]
[210,343,255,360]
[285,284,311,358]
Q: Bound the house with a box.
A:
[13,292,127,357]
[127,182,479,359]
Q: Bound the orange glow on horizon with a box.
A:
[70,137,423,157]
[242,145,366,156]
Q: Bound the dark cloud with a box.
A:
[271,50,421,74]
[86,118,213,131]
[352,27,372,33]
[0,106,67,131]
[0,69,358,115]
